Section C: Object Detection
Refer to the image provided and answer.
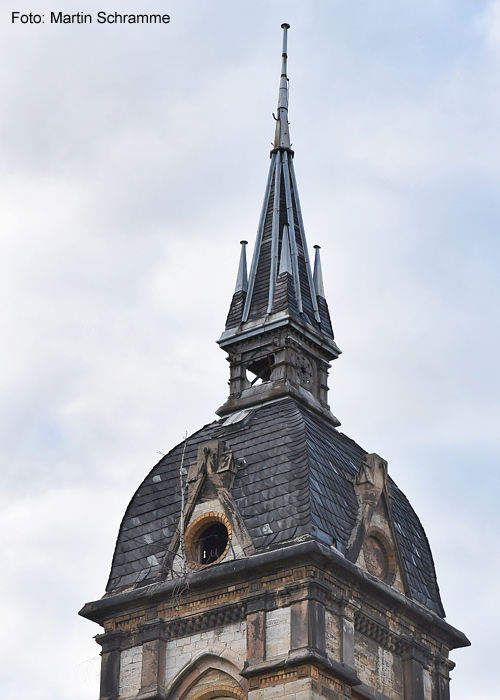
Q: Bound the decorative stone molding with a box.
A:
[189,688,245,700]
[164,602,246,642]
[246,662,353,696]
[354,611,409,656]
[363,526,398,586]
[101,565,313,635]
[187,441,237,501]
[347,453,388,564]
[166,653,248,700]
[163,441,256,576]
[242,649,360,687]
[90,549,465,672]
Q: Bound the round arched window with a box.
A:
[197,522,229,565]
[184,512,232,570]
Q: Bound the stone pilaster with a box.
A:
[339,600,356,668]
[290,599,326,656]
[403,644,426,700]
[246,610,266,663]
[138,639,166,700]
[435,656,454,700]
[96,630,123,700]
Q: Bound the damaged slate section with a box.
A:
[105,397,444,618]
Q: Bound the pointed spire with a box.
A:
[313,245,325,298]
[235,240,248,293]
[273,23,291,150]
[279,225,293,274]
[217,23,341,423]
[220,23,338,357]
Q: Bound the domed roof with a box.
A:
[107,396,445,617]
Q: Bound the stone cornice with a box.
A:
[241,648,361,686]
[80,539,469,651]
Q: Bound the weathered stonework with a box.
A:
[87,541,467,700]
[119,646,143,699]
[165,621,246,688]
[265,607,290,658]
[355,505,406,595]
[325,610,341,661]
[182,668,243,700]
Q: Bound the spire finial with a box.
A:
[273,23,291,150]
[313,245,325,298]
[235,240,248,293]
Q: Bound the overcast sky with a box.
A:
[1,2,498,699]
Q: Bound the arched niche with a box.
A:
[167,653,247,700]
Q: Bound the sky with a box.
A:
[0,1,499,698]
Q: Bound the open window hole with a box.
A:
[246,354,274,386]
[196,522,229,566]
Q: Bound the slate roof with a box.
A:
[223,150,335,343]
[106,396,445,618]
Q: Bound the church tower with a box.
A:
[80,25,469,700]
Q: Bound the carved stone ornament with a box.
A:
[364,535,389,580]
[187,440,236,501]
[346,452,388,563]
